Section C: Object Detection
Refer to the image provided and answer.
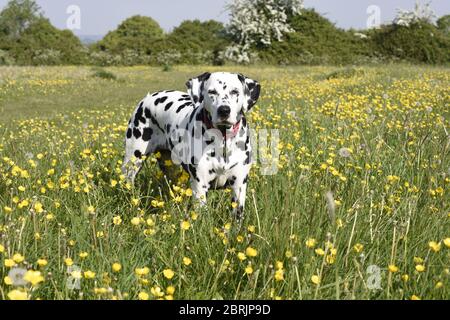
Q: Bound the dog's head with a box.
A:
[186,72,261,129]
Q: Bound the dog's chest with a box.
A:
[203,139,250,189]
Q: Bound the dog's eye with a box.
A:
[230,89,239,96]
[208,89,218,95]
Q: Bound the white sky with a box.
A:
[0,0,448,35]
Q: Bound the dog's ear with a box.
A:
[237,73,261,112]
[186,72,211,107]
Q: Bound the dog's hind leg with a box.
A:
[122,126,157,184]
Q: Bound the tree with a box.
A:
[222,0,304,63]
[258,9,370,65]
[393,0,436,27]
[166,20,226,53]
[370,21,449,64]
[13,17,86,65]
[437,15,450,35]
[96,15,164,56]
[0,0,42,40]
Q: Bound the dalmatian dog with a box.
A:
[122,72,261,219]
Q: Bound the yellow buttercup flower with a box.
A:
[23,270,44,286]
[245,247,258,257]
[166,286,175,295]
[388,265,399,273]
[135,267,150,276]
[353,243,364,253]
[37,259,48,267]
[7,289,29,300]
[274,269,284,281]
[428,241,441,252]
[138,291,149,300]
[306,238,317,248]
[112,263,122,272]
[311,275,321,285]
[163,269,175,279]
[245,265,254,274]
[315,248,325,256]
[443,238,450,248]
[84,270,96,279]
[13,253,24,263]
[113,216,122,225]
[131,217,140,226]
[64,258,73,266]
[415,264,425,272]
[183,257,192,266]
[181,220,190,230]
[237,252,247,261]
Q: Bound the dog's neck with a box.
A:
[200,108,240,140]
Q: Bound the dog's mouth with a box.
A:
[215,121,234,129]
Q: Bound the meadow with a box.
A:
[0,64,448,300]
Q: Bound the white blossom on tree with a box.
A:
[222,0,304,63]
[394,0,436,27]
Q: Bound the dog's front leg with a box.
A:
[231,174,249,221]
[190,177,208,207]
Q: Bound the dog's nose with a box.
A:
[217,105,231,118]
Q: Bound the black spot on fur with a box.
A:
[245,151,251,164]
[164,102,173,111]
[188,164,199,182]
[126,128,132,139]
[142,128,153,141]
[133,128,141,138]
[243,175,249,184]
[159,96,168,104]
[176,102,192,113]
[134,106,146,126]
[189,107,198,123]
[134,150,142,158]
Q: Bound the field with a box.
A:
[0,64,449,300]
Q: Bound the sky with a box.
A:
[0,0,448,36]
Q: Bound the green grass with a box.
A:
[0,64,449,300]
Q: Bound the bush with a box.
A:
[164,20,229,64]
[257,9,371,65]
[91,68,117,80]
[369,21,450,64]
[11,18,86,65]
[437,15,450,35]
[0,49,15,65]
[95,15,164,59]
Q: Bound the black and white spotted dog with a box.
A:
[122,72,261,219]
